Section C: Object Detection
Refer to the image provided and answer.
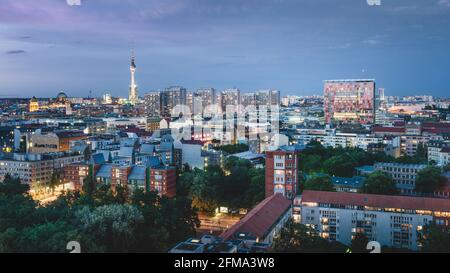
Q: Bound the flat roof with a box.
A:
[302,190,450,212]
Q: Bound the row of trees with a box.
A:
[301,165,448,196]
[0,174,200,253]
[177,157,265,213]
[300,141,428,178]
[300,141,448,195]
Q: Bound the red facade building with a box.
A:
[265,146,300,200]
[324,79,376,125]
[149,166,176,198]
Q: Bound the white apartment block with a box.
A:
[0,153,84,187]
[300,190,450,251]
[294,131,391,151]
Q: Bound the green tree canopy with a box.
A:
[302,175,334,192]
[323,154,357,177]
[415,166,447,194]
[419,224,450,253]
[272,220,346,253]
[361,171,398,195]
[351,233,370,253]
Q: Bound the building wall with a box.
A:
[265,150,298,199]
[28,133,59,154]
[149,167,176,197]
[324,80,375,125]
[374,162,426,195]
[301,204,433,251]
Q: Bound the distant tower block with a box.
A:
[129,49,138,105]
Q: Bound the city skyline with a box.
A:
[1,0,450,98]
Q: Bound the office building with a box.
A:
[144,92,161,117]
[161,86,187,117]
[324,79,376,125]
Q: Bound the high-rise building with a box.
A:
[197,88,216,107]
[161,86,187,117]
[128,50,138,105]
[324,79,376,125]
[144,92,161,117]
[220,88,240,112]
[255,90,280,106]
[102,93,112,104]
[241,93,256,107]
[265,146,301,200]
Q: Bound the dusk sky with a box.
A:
[0,0,449,98]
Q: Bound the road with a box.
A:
[197,212,242,236]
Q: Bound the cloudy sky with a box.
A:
[0,0,449,98]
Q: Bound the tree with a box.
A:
[444,164,450,173]
[300,154,323,173]
[0,174,29,196]
[12,221,102,253]
[242,168,265,208]
[49,171,62,194]
[213,143,249,154]
[419,224,450,253]
[82,164,96,197]
[272,220,345,253]
[0,175,38,231]
[361,171,397,195]
[416,143,428,161]
[323,154,357,177]
[415,166,447,194]
[395,155,426,164]
[302,175,334,192]
[351,233,370,253]
[75,204,144,252]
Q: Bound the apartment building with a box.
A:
[300,190,450,251]
[0,152,84,190]
[374,162,426,195]
[265,145,301,199]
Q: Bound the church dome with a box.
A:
[56,91,68,102]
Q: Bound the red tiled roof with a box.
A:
[422,122,450,129]
[372,126,405,133]
[180,139,205,145]
[422,122,450,134]
[302,190,450,212]
[220,194,292,241]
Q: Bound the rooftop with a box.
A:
[220,193,291,241]
[302,190,450,212]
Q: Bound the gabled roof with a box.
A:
[119,146,134,157]
[128,166,146,180]
[141,155,161,168]
[96,164,113,178]
[91,153,105,164]
[140,144,155,154]
[220,194,292,241]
